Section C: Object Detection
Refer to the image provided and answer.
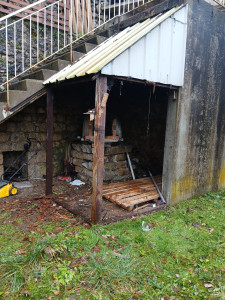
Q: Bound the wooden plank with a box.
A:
[115,190,159,203]
[108,186,160,201]
[103,182,160,197]
[91,76,108,224]
[102,176,162,211]
[102,181,154,194]
[46,88,54,196]
[103,177,152,190]
[102,178,161,194]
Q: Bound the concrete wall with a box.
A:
[163,0,225,204]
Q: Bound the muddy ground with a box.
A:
[0,178,165,227]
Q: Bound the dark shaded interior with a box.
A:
[106,80,169,176]
[3,151,28,181]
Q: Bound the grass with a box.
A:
[0,190,225,299]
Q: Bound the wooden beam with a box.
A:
[46,88,54,195]
[91,76,108,224]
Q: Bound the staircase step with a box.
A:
[75,42,97,53]
[98,29,116,38]
[22,69,57,81]
[0,90,32,107]
[44,59,70,71]
[60,51,84,62]
[9,79,43,92]
[88,35,108,45]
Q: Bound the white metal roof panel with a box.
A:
[102,5,188,86]
[44,5,188,86]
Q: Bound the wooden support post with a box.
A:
[91,76,108,224]
[46,88,54,196]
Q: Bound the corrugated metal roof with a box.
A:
[44,5,185,85]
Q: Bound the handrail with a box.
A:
[0,0,149,110]
[214,0,225,7]
[0,0,46,22]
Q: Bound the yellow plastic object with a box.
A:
[0,183,17,198]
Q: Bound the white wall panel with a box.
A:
[102,5,188,86]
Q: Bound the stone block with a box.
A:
[0,164,3,174]
[112,153,126,162]
[80,168,93,178]
[32,151,46,163]
[81,143,92,153]
[82,161,93,170]
[71,144,82,152]
[77,173,91,183]
[75,151,93,161]
[115,168,130,176]
[0,132,9,143]
[71,143,92,154]
[28,163,46,179]
[105,145,132,156]
[72,158,83,167]
[105,161,128,171]
[75,165,83,173]
[111,174,131,182]
[0,153,3,164]
[103,170,116,181]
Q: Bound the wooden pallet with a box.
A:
[103,176,162,211]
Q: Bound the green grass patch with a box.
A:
[0,190,225,299]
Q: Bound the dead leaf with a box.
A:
[53,291,60,295]
[15,249,27,255]
[192,222,201,228]
[209,228,214,234]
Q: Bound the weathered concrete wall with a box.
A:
[165,0,225,204]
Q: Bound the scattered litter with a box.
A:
[142,221,153,232]
[52,203,56,207]
[216,195,220,199]
[150,203,157,208]
[70,179,85,186]
[57,176,71,182]
[157,199,164,205]
[204,283,213,288]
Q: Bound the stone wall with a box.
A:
[0,86,87,178]
[71,142,132,183]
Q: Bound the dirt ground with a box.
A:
[0,178,165,226]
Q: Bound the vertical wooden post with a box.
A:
[91,76,108,224]
[46,87,54,196]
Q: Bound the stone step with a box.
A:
[0,90,32,107]
[88,35,108,45]
[44,59,70,71]
[75,42,97,53]
[22,69,57,81]
[60,50,84,62]
[9,79,43,92]
[98,29,116,38]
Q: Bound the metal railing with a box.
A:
[214,0,225,6]
[0,0,148,108]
